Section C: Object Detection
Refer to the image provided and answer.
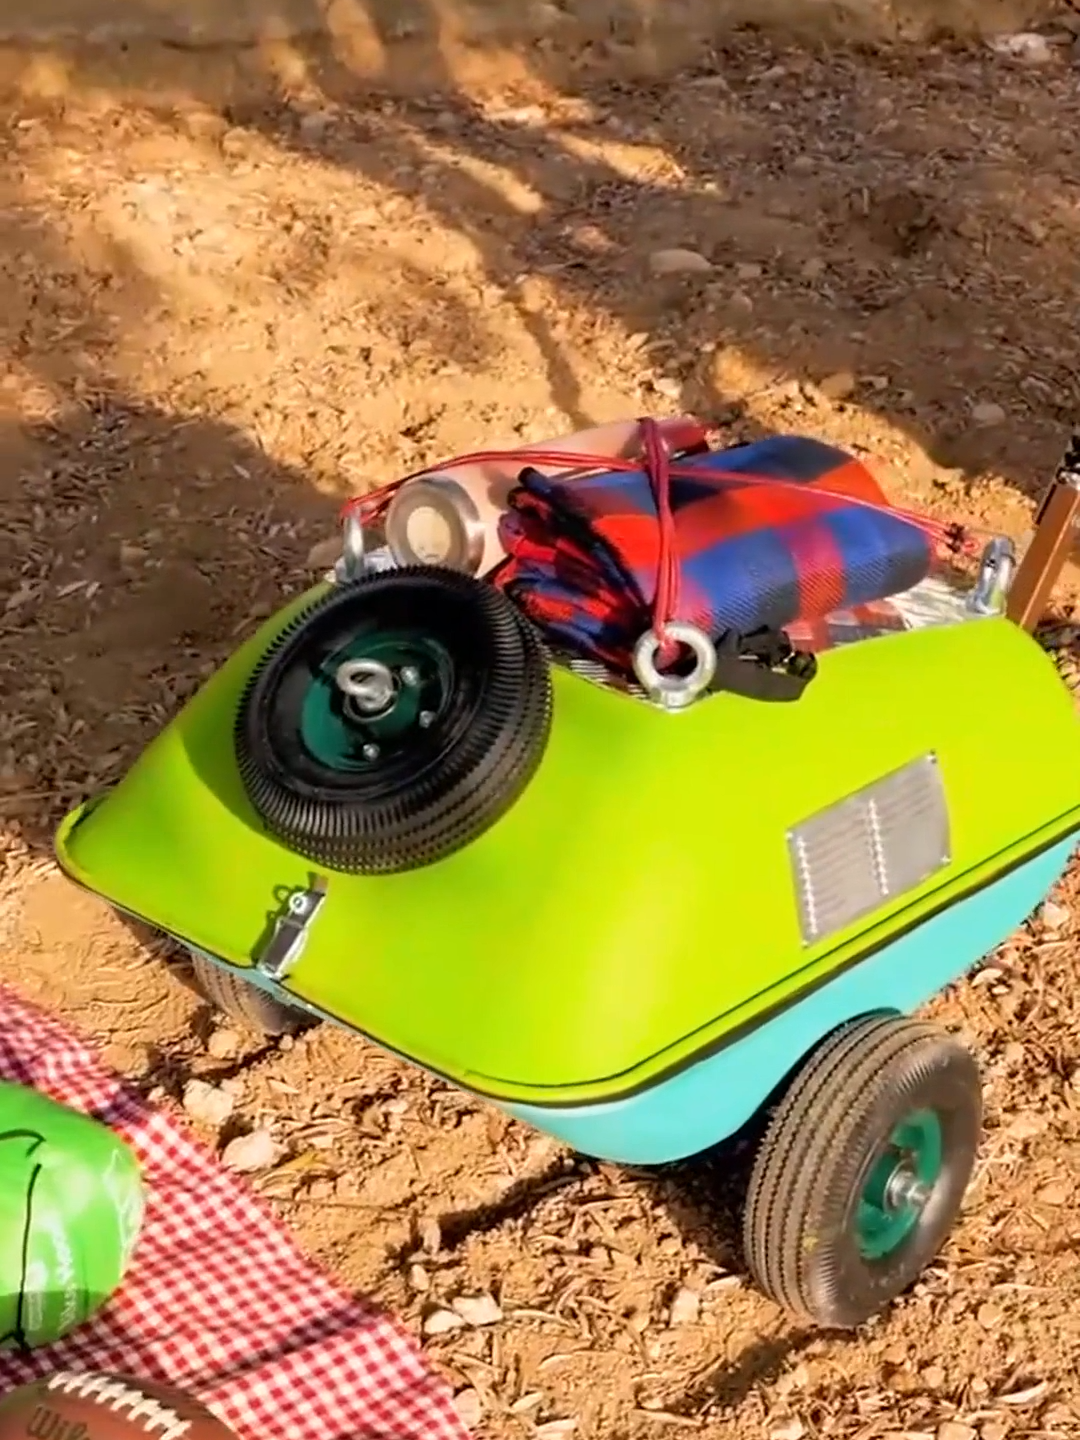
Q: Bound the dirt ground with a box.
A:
[3,21,1080,1440]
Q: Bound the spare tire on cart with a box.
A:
[234,565,553,875]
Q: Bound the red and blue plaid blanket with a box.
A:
[495,434,932,670]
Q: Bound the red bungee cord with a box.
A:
[340,422,978,661]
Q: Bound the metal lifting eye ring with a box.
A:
[632,622,717,711]
[335,658,398,715]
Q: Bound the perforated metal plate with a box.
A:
[787,753,950,947]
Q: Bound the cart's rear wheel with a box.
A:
[743,1014,982,1328]
[189,955,316,1038]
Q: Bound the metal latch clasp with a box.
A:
[255,877,328,981]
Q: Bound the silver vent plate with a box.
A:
[787,753,950,947]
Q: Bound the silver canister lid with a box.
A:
[384,474,487,575]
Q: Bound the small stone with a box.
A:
[220,1127,277,1173]
[306,1178,334,1201]
[179,108,227,143]
[728,290,754,315]
[119,542,149,566]
[535,1422,577,1440]
[1035,1178,1071,1205]
[735,261,764,281]
[652,376,682,399]
[423,1307,465,1336]
[419,1216,442,1254]
[299,110,335,143]
[648,247,713,276]
[408,1263,431,1292]
[977,1300,1005,1328]
[453,1389,483,1428]
[182,1079,234,1128]
[980,1423,1009,1440]
[1038,898,1069,933]
[972,401,1007,427]
[220,127,249,157]
[790,154,816,175]
[1024,218,1049,243]
[306,536,343,571]
[923,1364,947,1388]
[800,256,826,282]
[1006,1111,1043,1140]
[452,1293,503,1326]
[206,1028,241,1060]
[937,1424,977,1440]
[818,370,859,402]
[770,1421,806,1440]
[668,1286,700,1326]
[988,32,1055,64]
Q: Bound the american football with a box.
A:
[0,1370,239,1439]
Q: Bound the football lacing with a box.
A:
[46,1371,194,1440]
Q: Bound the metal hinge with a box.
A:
[255,877,328,981]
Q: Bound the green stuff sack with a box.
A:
[0,1081,145,1349]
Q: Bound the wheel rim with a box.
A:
[298,630,451,771]
[855,1107,943,1260]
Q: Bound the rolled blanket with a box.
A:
[495,434,932,671]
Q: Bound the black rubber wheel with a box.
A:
[189,955,316,1037]
[742,1014,982,1329]
[234,566,553,874]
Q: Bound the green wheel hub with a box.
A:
[855,1108,943,1260]
[298,630,451,771]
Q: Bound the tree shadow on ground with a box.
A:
[10,10,1076,502]
[246,25,1080,497]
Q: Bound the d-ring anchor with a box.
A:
[335,510,368,583]
[632,622,717,711]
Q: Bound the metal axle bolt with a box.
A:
[885,1167,932,1212]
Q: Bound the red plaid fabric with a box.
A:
[0,983,468,1440]
[496,435,931,671]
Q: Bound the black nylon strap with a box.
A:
[706,626,817,703]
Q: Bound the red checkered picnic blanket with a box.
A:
[0,983,469,1440]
